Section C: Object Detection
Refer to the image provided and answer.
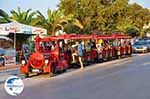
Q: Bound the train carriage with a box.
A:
[94,34,132,61]
[62,34,98,65]
[113,34,132,58]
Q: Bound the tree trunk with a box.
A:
[51,26,55,36]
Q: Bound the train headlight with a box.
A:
[21,60,26,65]
[45,60,49,64]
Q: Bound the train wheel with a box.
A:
[50,63,56,77]
[98,58,103,63]
[62,68,67,73]
[49,72,54,77]
[25,73,29,78]
[117,55,121,59]
[94,57,99,63]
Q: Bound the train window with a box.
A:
[40,41,53,53]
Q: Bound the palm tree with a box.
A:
[10,7,38,25]
[36,9,69,36]
[0,9,11,23]
[36,9,83,36]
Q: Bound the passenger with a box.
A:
[22,43,30,54]
[86,42,91,51]
[65,42,72,64]
[48,42,52,50]
[91,41,96,49]
[72,41,84,69]
[97,44,103,54]
[97,39,103,53]
[51,41,56,50]
[59,41,65,53]
[66,42,72,56]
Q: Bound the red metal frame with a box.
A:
[20,33,132,77]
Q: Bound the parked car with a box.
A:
[145,39,150,48]
[132,40,149,53]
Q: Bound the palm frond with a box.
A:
[22,9,32,21]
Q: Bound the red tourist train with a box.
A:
[20,33,132,77]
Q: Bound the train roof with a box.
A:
[35,34,131,42]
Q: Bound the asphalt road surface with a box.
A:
[0,53,150,99]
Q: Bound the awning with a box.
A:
[0,36,13,41]
[0,22,47,49]
[0,21,47,35]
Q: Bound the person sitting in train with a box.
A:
[45,42,51,51]
[85,42,91,51]
[97,39,103,53]
[66,42,72,56]
[97,43,103,54]
[51,41,56,50]
[59,41,65,53]
[91,41,97,49]
[65,42,72,64]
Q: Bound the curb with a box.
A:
[0,56,134,84]
[0,64,20,71]
[0,66,21,85]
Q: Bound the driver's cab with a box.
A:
[39,41,53,53]
[20,35,68,77]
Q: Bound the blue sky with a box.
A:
[0,0,149,17]
[129,0,149,8]
[0,0,60,16]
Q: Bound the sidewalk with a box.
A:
[0,64,20,71]
[0,64,21,84]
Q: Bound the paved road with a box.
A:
[0,53,150,99]
[0,68,21,84]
